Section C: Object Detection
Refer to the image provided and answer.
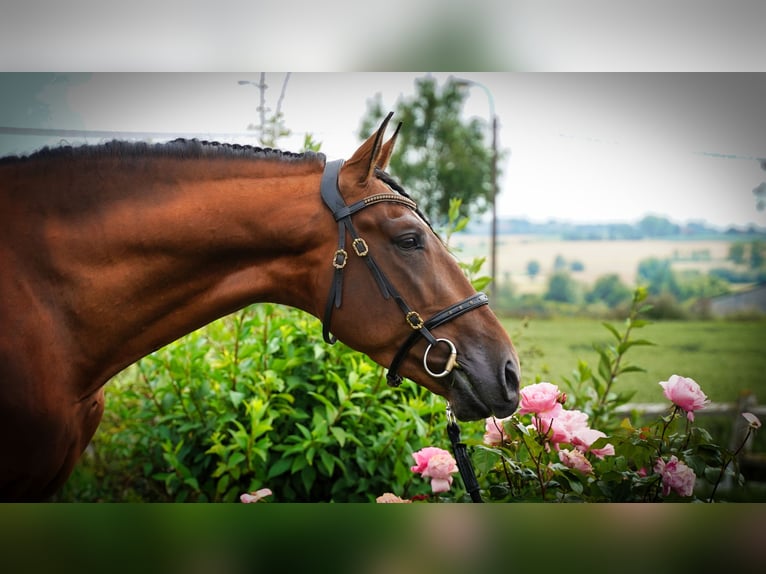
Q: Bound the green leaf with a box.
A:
[597,352,612,383]
[295,423,311,440]
[306,446,316,466]
[616,364,646,376]
[184,477,200,492]
[617,339,656,354]
[227,452,246,469]
[330,426,347,447]
[266,457,293,480]
[454,217,469,233]
[601,322,622,342]
[229,391,245,408]
[301,466,316,494]
[319,450,335,476]
[216,474,230,495]
[471,276,492,292]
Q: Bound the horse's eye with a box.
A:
[396,235,421,251]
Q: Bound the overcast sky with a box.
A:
[2,73,764,229]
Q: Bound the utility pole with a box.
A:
[453,77,499,297]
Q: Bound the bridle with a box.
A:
[320,159,487,503]
[320,159,489,388]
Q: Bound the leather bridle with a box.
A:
[320,159,490,388]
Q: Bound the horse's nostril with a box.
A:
[505,360,520,399]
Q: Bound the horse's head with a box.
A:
[319,113,520,421]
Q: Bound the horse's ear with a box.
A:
[376,121,401,172]
[342,112,393,185]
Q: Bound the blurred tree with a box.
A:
[586,274,633,308]
[637,215,680,237]
[544,271,581,304]
[553,254,567,271]
[527,260,541,280]
[239,73,292,147]
[637,257,680,298]
[358,76,497,223]
[569,260,585,272]
[749,240,765,269]
[727,242,746,265]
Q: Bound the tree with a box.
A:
[728,242,746,265]
[544,271,581,304]
[527,260,541,280]
[637,215,680,237]
[749,240,765,269]
[553,254,567,271]
[637,257,680,297]
[569,260,585,272]
[358,76,497,224]
[240,73,292,147]
[586,274,633,308]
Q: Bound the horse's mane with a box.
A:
[0,138,326,165]
[1,139,429,224]
[374,167,433,230]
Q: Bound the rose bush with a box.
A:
[377,288,761,503]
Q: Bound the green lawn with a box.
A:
[502,317,766,405]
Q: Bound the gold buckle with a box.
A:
[352,238,369,257]
[405,311,424,330]
[333,249,348,269]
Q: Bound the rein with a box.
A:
[319,159,487,502]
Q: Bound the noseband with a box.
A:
[320,159,489,388]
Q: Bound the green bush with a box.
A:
[56,304,448,502]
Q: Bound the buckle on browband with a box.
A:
[352,238,369,257]
[333,249,348,269]
[405,311,425,330]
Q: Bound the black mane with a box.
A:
[375,167,432,230]
[0,138,326,165]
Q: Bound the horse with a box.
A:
[0,112,520,500]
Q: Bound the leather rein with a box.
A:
[320,159,486,502]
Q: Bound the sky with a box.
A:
[1,72,765,229]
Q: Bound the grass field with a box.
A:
[502,317,766,405]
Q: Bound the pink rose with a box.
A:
[534,408,589,445]
[240,488,273,503]
[422,453,459,493]
[410,446,452,474]
[483,416,511,446]
[559,448,593,474]
[659,375,709,421]
[518,382,564,417]
[411,447,458,494]
[654,455,696,497]
[570,427,615,459]
[376,492,412,503]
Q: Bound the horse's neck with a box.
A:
[42,157,329,393]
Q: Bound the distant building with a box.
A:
[708,284,766,317]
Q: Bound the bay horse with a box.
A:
[0,113,520,500]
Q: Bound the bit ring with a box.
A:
[423,338,458,378]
